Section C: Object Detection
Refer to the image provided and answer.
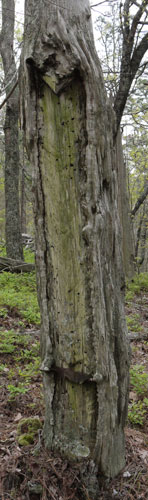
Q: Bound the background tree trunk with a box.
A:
[0,0,23,260]
[116,130,135,277]
[20,0,129,486]
[20,140,27,234]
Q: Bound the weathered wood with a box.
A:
[20,0,129,484]
[0,257,35,273]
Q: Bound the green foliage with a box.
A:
[128,365,148,426]
[0,330,28,354]
[24,248,35,264]
[126,273,148,302]
[126,313,141,332]
[0,307,8,318]
[18,358,40,382]
[0,328,41,402]
[8,383,29,400]
[128,400,146,426]
[0,271,40,324]
[130,365,148,395]
[0,363,8,372]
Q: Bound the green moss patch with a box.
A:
[17,417,42,446]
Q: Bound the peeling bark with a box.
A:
[20,0,129,484]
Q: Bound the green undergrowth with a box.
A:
[0,328,41,402]
[126,272,148,302]
[128,363,148,426]
[0,270,40,325]
[126,313,142,332]
[0,246,34,264]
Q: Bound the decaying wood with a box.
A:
[20,0,129,484]
[0,257,35,273]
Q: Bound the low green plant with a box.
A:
[130,365,148,395]
[128,400,146,425]
[8,383,29,400]
[0,307,7,318]
[23,248,35,264]
[126,273,148,302]
[0,330,28,354]
[0,363,8,372]
[126,313,141,332]
[18,357,40,381]
[0,271,40,325]
[7,369,16,379]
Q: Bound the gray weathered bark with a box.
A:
[0,0,23,259]
[20,0,129,486]
[116,130,135,278]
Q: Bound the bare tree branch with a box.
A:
[131,183,148,217]
[0,79,18,110]
[114,0,148,133]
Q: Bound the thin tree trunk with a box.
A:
[20,0,129,487]
[21,139,27,234]
[0,0,23,260]
[135,207,145,260]
[137,202,148,267]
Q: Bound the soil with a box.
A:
[0,293,148,500]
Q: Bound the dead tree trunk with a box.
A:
[20,0,129,486]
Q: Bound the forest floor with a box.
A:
[0,269,148,500]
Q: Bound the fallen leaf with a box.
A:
[138,450,148,463]
[14,413,22,422]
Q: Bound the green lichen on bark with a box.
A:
[40,77,98,458]
[40,77,91,370]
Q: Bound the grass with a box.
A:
[0,270,40,325]
[0,328,41,402]
[0,247,40,325]
[0,247,41,403]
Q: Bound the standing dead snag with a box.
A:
[20,0,129,487]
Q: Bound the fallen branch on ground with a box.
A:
[0,257,35,273]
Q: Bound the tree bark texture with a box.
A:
[0,0,23,260]
[20,0,129,482]
[116,131,135,278]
